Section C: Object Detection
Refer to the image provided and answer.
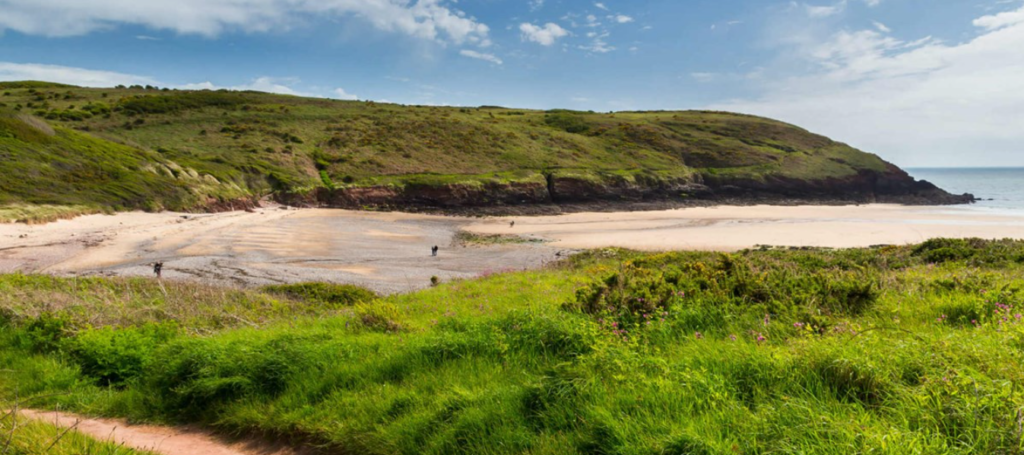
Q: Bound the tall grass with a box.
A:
[2,240,1024,454]
[0,413,154,454]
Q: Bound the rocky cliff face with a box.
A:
[278,166,973,212]
[701,164,974,205]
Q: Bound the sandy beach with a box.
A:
[467,204,1024,251]
[2,204,1023,293]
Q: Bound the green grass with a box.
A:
[454,231,545,246]
[2,239,1024,453]
[1,83,908,221]
[0,414,155,455]
[0,204,102,224]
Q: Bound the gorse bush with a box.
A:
[544,110,591,134]
[355,301,403,332]
[566,253,881,339]
[117,92,249,115]
[913,237,1024,265]
[19,312,71,353]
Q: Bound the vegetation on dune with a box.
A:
[1,83,911,221]
[3,239,1024,453]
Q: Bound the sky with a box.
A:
[0,0,1022,167]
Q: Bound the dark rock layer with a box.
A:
[276,166,974,214]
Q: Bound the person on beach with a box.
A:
[510,220,515,228]
[153,262,164,279]
[432,246,439,257]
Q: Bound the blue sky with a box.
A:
[1,0,1022,167]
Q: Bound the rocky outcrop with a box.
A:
[701,164,975,205]
[276,166,974,213]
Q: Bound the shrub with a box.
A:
[566,263,680,328]
[118,92,248,115]
[146,335,316,417]
[544,110,591,134]
[355,301,403,332]
[65,323,178,387]
[20,313,72,353]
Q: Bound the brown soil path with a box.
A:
[19,409,305,455]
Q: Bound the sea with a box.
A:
[907,168,1024,213]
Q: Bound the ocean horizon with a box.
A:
[907,167,1024,212]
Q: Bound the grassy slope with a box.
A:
[0,82,894,217]
[2,239,1024,454]
[0,108,247,221]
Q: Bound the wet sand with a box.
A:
[0,206,561,294]
[2,204,1023,293]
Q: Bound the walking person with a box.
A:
[153,262,164,279]
[431,245,439,257]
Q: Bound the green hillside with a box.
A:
[0,81,963,221]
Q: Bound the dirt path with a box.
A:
[19,409,305,455]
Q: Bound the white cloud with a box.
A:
[580,33,614,53]
[0,62,157,87]
[594,2,609,11]
[459,49,503,65]
[332,88,359,100]
[529,0,544,11]
[712,4,1024,166]
[519,22,568,46]
[0,0,490,46]
[872,21,890,33]
[973,6,1024,30]
[233,77,308,96]
[613,14,634,24]
[182,77,361,99]
[804,1,846,18]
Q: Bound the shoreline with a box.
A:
[2,204,1021,293]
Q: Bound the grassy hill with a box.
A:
[0,81,969,221]
[2,239,1023,453]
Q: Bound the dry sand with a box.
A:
[466,204,1024,251]
[2,204,1022,293]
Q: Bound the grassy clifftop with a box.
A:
[0,81,968,219]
